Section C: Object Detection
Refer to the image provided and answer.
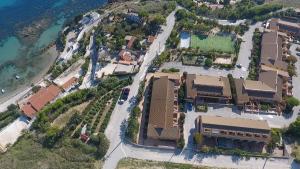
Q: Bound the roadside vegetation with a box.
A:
[126,81,145,143]
[247,29,262,80]
[0,105,20,130]
[283,117,300,163]
[117,157,225,169]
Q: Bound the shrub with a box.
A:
[287,97,300,108]
[204,58,213,67]
[177,137,185,149]
[286,118,300,138]
[193,132,203,145]
[96,133,110,159]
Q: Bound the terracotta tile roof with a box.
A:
[277,19,300,29]
[234,79,250,105]
[147,76,180,140]
[235,71,283,105]
[126,36,136,49]
[194,75,224,87]
[243,80,275,93]
[62,77,78,91]
[261,32,287,71]
[185,74,197,100]
[21,104,37,119]
[185,74,231,100]
[200,115,271,133]
[119,50,132,62]
[153,72,181,81]
[28,84,61,112]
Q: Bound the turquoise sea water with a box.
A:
[0,0,106,101]
[0,0,17,8]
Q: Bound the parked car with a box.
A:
[187,103,193,111]
[236,64,242,68]
[119,88,130,104]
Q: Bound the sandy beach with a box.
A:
[0,45,59,112]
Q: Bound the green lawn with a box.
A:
[191,34,235,54]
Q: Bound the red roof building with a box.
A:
[119,50,132,62]
[21,84,61,118]
[20,104,37,119]
[61,77,78,92]
[126,36,136,49]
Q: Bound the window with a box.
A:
[228,131,235,136]
[262,135,268,138]
[204,128,211,133]
[245,133,252,137]
[254,134,261,138]
[220,130,227,135]
[237,132,244,136]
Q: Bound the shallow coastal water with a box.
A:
[0,0,106,103]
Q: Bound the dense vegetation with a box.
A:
[248,29,262,80]
[126,81,145,143]
[0,105,20,130]
[176,0,282,21]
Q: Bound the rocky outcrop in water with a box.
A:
[16,18,52,45]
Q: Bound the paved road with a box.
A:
[161,22,262,79]
[103,9,178,169]
[122,143,299,169]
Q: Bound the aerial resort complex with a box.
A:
[1,0,300,169]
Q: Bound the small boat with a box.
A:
[1,89,5,93]
[15,75,20,79]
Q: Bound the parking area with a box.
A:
[0,116,32,152]
[184,102,298,134]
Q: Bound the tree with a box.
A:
[97,132,110,159]
[177,137,185,149]
[138,10,149,18]
[44,126,61,148]
[204,58,213,67]
[286,55,297,64]
[32,85,41,93]
[7,104,18,111]
[286,118,300,138]
[133,38,142,50]
[152,14,165,25]
[194,132,203,145]
[287,97,300,108]
[223,0,230,6]
[287,64,296,77]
